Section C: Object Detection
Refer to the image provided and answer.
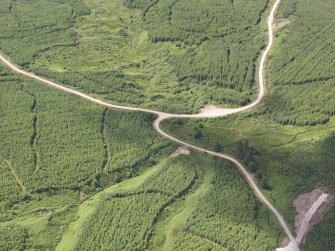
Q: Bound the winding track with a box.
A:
[0,0,299,250]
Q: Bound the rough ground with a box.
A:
[294,187,334,244]
[273,18,290,30]
[277,188,334,251]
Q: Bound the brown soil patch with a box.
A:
[80,190,86,200]
[170,146,190,158]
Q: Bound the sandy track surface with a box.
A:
[0,0,300,249]
[277,190,332,251]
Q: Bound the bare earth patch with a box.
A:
[35,208,54,217]
[273,18,290,30]
[170,146,190,158]
[79,190,86,200]
[277,187,334,251]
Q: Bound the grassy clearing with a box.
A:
[0,0,271,113]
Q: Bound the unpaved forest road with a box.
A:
[0,0,299,250]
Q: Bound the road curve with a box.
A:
[0,0,299,249]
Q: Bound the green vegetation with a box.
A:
[160,0,335,248]
[0,224,27,251]
[0,0,271,113]
[0,62,282,250]
[1,0,334,250]
[73,155,281,251]
[0,63,171,250]
[172,159,279,251]
[162,115,335,223]
[75,157,197,250]
[304,205,335,251]
[263,0,335,125]
[77,193,167,250]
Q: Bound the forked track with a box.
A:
[0,0,299,249]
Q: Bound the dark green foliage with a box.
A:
[214,142,223,152]
[265,80,335,126]
[30,68,146,106]
[260,177,270,190]
[0,224,28,251]
[266,0,335,125]
[125,0,268,44]
[237,140,259,171]
[278,0,297,18]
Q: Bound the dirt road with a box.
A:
[0,0,299,249]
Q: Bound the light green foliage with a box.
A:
[265,0,335,125]
[0,0,270,113]
[104,111,167,175]
[0,64,169,196]
[20,206,78,250]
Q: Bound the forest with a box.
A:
[264,0,335,125]
[162,114,335,251]
[0,61,282,250]
[0,64,172,250]
[0,0,271,113]
[73,156,281,251]
[75,157,197,250]
[173,160,279,251]
[161,103,335,243]
[0,0,334,250]
[160,2,335,249]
